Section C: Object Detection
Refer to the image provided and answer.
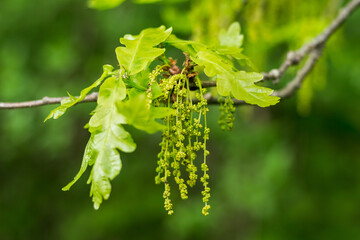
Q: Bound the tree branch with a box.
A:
[273,46,324,99]
[205,0,360,105]
[0,0,359,110]
[0,92,99,109]
[262,0,360,82]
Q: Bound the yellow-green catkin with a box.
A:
[195,77,211,216]
[147,66,163,108]
[157,115,174,215]
[218,96,236,131]
[156,71,211,215]
[163,183,173,215]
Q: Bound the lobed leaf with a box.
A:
[62,75,173,209]
[217,72,280,107]
[214,46,257,71]
[193,50,280,107]
[116,92,175,134]
[62,134,97,191]
[192,50,235,77]
[44,65,114,122]
[165,34,207,57]
[219,22,244,48]
[63,76,136,209]
[116,26,172,75]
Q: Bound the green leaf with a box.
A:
[63,76,136,210]
[150,106,175,119]
[116,26,172,75]
[88,122,135,209]
[44,65,114,122]
[128,71,163,99]
[88,0,126,10]
[62,134,97,191]
[131,70,151,89]
[116,92,175,134]
[219,22,244,48]
[167,34,256,71]
[193,50,279,107]
[88,76,136,209]
[150,82,163,100]
[217,72,280,107]
[215,46,257,71]
[192,50,235,77]
[165,34,207,57]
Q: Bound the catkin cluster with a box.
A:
[154,70,211,216]
[218,96,236,131]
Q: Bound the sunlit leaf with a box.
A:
[44,65,114,122]
[193,50,279,107]
[192,50,234,77]
[165,34,207,57]
[116,26,172,75]
[62,134,96,191]
[63,76,136,209]
[218,72,280,107]
[219,22,244,48]
[215,46,257,71]
[116,92,175,134]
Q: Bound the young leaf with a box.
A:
[63,76,136,210]
[116,92,175,134]
[217,72,280,107]
[215,46,257,71]
[44,65,114,122]
[116,26,172,75]
[165,34,207,57]
[62,134,97,191]
[219,22,244,48]
[88,0,126,10]
[192,50,235,77]
[130,70,151,89]
[193,51,280,107]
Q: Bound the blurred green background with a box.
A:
[1,0,360,239]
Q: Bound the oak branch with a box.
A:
[1,0,359,109]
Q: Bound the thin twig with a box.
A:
[0,0,359,110]
[273,46,324,98]
[0,92,98,109]
[203,0,360,104]
[262,0,360,82]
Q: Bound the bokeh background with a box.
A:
[1,0,360,239]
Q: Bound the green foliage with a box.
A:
[2,0,359,238]
[63,76,136,209]
[217,71,279,107]
[166,23,279,107]
[116,92,174,134]
[219,22,243,48]
[193,49,279,107]
[115,26,172,75]
[47,21,279,214]
[44,65,114,121]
